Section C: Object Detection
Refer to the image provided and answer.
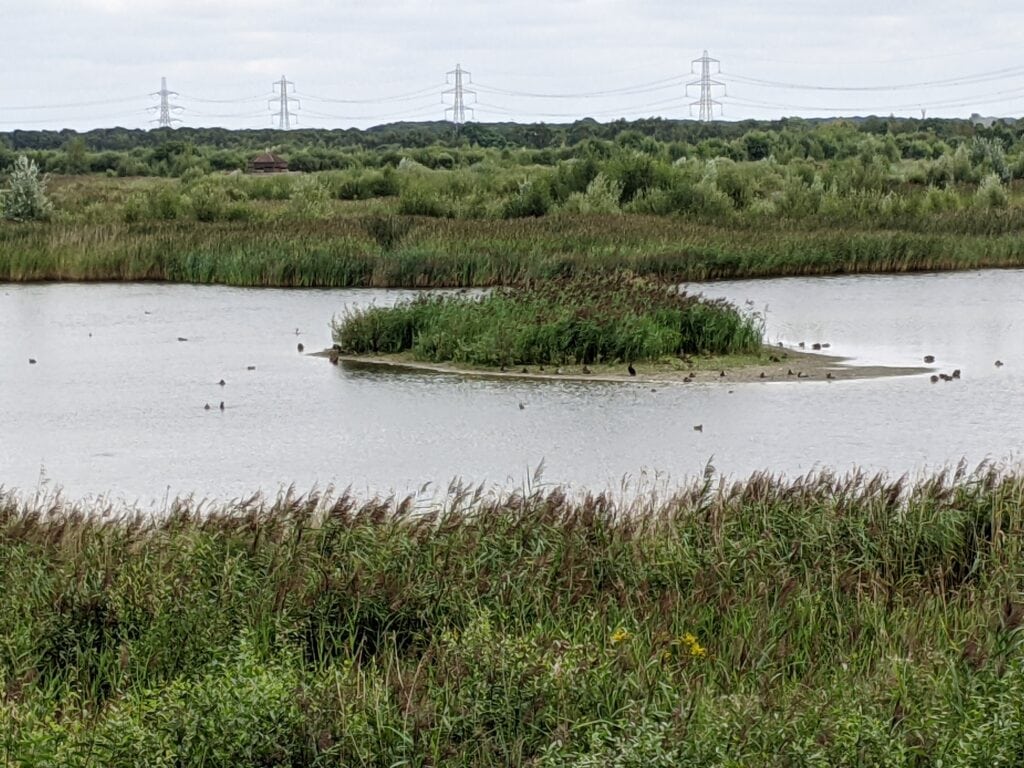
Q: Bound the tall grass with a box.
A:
[333,273,763,365]
[2,465,1024,765]
[4,215,1024,289]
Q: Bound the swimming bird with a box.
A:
[204,403,211,410]
[719,370,726,377]
[930,375,939,383]
[627,363,636,376]
[821,343,831,349]
[219,401,225,411]
[295,328,301,335]
[297,343,304,353]
[787,369,795,376]
[219,379,226,386]
[826,372,834,379]
[28,358,36,365]
[924,355,935,364]
[812,343,822,350]
[996,360,1004,367]
[939,374,951,381]
[518,402,525,410]
[952,369,961,379]
[798,342,806,348]
[693,424,703,432]
[177,337,187,342]
[247,365,257,371]
[759,371,766,379]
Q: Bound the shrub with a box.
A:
[287,175,331,220]
[2,155,54,221]
[975,173,1009,210]
[557,173,622,215]
[502,178,552,218]
[188,180,230,222]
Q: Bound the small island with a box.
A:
[328,273,926,382]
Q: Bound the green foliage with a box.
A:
[976,173,1009,209]
[4,467,1024,765]
[557,173,622,215]
[186,179,230,222]
[360,213,415,252]
[503,178,553,218]
[287,175,331,220]
[333,273,763,365]
[1,155,54,221]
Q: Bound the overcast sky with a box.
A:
[4,1,1024,132]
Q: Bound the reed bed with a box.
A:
[3,215,1024,289]
[333,273,762,365]
[2,466,1024,766]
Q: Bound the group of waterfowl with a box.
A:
[923,355,1008,384]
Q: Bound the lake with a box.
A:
[2,270,1022,505]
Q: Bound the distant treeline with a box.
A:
[1,116,1022,178]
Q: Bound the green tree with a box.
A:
[2,155,53,221]
[63,136,89,174]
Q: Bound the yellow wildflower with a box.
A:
[610,627,631,645]
[681,632,707,658]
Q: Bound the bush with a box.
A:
[287,176,331,220]
[557,173,622,215]
[975,173,1009,210]
[188,180,230,222]
[2,155,54,221]
[502,178,552,218]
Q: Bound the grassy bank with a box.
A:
[3,468,1024,765]
[4,213,1024,288]
[332,273,762,366]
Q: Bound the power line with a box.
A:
[723,64,1024,92]
[270,75,300,129]
[3,95,148,111]
[149,76,183,128]
[473,74,687,100]
[300,85,444,104]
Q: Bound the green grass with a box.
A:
[331,273,763,366]
[2,466,1024,765]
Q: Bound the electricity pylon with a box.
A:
[149,77,182,128]
[270,76,300,129]
[687,51,725,122]
[444,64,475,126]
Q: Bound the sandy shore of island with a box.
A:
[311,346,932,384]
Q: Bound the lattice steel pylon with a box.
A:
[270,76,300,129]
[686,51,725,122]
[149,77,182,128]
[443,64,475,126]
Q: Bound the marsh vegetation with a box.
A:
[4,119,1024,286]
[3,467,1024,765]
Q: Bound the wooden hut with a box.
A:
[248,151,289,174]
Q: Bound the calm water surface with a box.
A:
[2,271,1022,504]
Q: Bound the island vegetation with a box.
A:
[2,466,1023,766]
[332,273,763,370]
[4,117,1024,286]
